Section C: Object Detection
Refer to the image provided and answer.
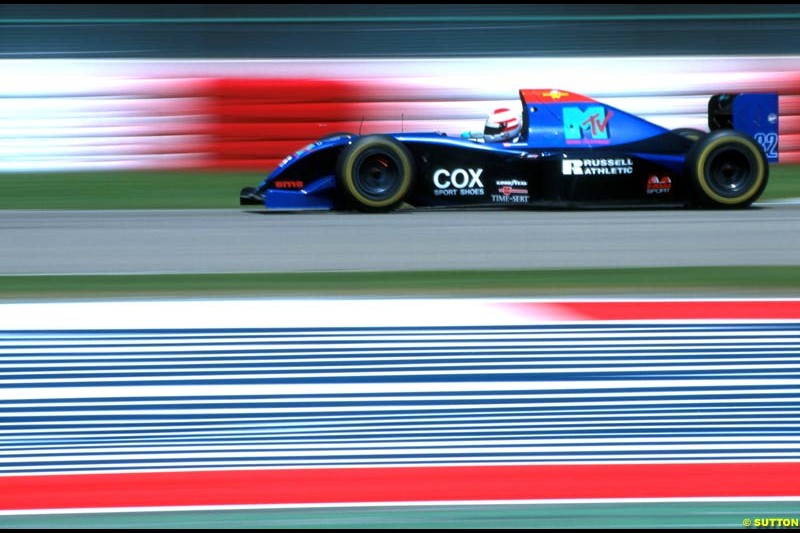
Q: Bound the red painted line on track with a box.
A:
[3,463,798,511]
[504,301,800,321]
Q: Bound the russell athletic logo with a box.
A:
[562,158,634,176]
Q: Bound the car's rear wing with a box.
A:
[709,93,779,162]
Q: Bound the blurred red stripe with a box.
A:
[2,462,798,511]
[505,300,800,321]
[205,78,362,102]
[203,78,367,167]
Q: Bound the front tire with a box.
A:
[336,135,415,212]
[687,130,768,208]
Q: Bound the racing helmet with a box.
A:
[483,107,522,142]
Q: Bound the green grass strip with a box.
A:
[2,266,800,300]
[0,165,797,210]
[0,171,263,210]
[761,164,800,200]
[0,501,796,529]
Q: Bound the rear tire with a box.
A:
[336,135,415,212]
[687,130,768,208]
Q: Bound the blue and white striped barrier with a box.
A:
[1,298,799,510]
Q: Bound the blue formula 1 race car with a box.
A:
[240,89,778,211]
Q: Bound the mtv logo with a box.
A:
[563,106,613,141]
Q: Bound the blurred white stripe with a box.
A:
[1,57,799,171]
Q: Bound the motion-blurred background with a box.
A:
[2,4,800,173]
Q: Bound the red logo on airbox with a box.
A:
[646,176,671,194]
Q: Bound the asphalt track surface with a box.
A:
[1,204,799,275]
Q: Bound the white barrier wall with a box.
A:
[2,57,800,171]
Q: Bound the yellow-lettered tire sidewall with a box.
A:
[337,135,414,212]
[689,130,768,208]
